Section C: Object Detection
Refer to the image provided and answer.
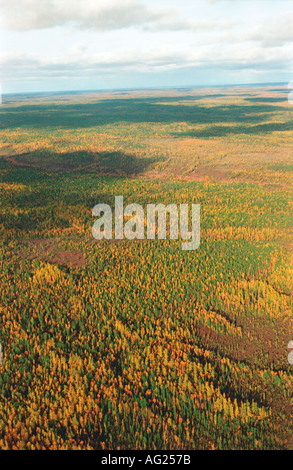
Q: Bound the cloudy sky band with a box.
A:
[1,0,292,93]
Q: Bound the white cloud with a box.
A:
[1,42,291,83]
[244,13,293,46]
[0,0,164,31]
[0,0,223,32]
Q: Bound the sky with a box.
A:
[0,0,293,93]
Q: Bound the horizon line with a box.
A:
[1,81,289,97]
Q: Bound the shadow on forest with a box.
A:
[244,97,288,103]
[1,96,292,130]
[172,120,293,138]
[3,149,162,175]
